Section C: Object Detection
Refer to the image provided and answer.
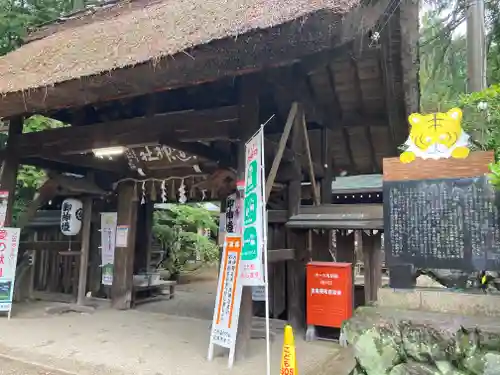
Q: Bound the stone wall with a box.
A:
[378,288,500,317]
[341,307,500,375]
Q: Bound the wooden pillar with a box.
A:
[234,74,259,361]
[361,231,382,304]
[112,182,138,309]
[0,117,23,226]
[320,126,333,204]
[77,196,93,305]
[286,115,306,331]
[336,231,355,306]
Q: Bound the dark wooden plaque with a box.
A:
[384,176,500,271]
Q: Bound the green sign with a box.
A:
[240,128,266,285]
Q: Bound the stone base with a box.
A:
[342,306,500,375]
[377,287,500,316]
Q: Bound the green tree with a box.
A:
[0,0,75,223]
[420,12,468,112]
[419,1,500,112]
[0,0,75,55]
[152,204,219,277]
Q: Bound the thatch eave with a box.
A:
[0,0,391,118]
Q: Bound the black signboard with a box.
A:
[384,176,500,271]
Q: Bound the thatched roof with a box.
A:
[0,0,359,98]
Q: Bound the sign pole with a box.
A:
[260,124,271,375]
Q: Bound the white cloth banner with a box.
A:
[100,213,117,286]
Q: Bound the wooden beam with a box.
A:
[29,153,127,174]
[268,248,295,263]
[19,157,93,176]
[158,138,235,168]
[325,63,357,173]
[15,106,239,157]
[19,241,81,252]
[379,30,402,154]
[350,56,378,172]
[265,102,298,201]
[298,107,320,206]
[325,65,343,123]
[268,210,288,224]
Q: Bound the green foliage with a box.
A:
[419,4,500,191]
[420,12,467,113]
[457,85,500,156]
[451,85,500,190]
[152,204,219,275]
[0,0,75,55]
[0,0,76,225]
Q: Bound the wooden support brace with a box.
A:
[265,102,298,201]
[297,106,320,206]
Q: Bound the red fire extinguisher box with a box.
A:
[306,262,353,328]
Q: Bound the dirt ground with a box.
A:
[0,357,71,375]
[136,265,217,320]
[0,266,344,375]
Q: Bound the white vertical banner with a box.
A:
[208,234,243,368]
[0,228,20,319]
[100,213,117,286]
[0,191,9,228]
[241,127,266,286]
[242,126,271,375]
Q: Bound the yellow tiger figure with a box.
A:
[399,107,470,164]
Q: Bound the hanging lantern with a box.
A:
[60,198,83,236]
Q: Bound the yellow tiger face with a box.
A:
[408,107,463,150]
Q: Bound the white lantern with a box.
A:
[60,198,83,236]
